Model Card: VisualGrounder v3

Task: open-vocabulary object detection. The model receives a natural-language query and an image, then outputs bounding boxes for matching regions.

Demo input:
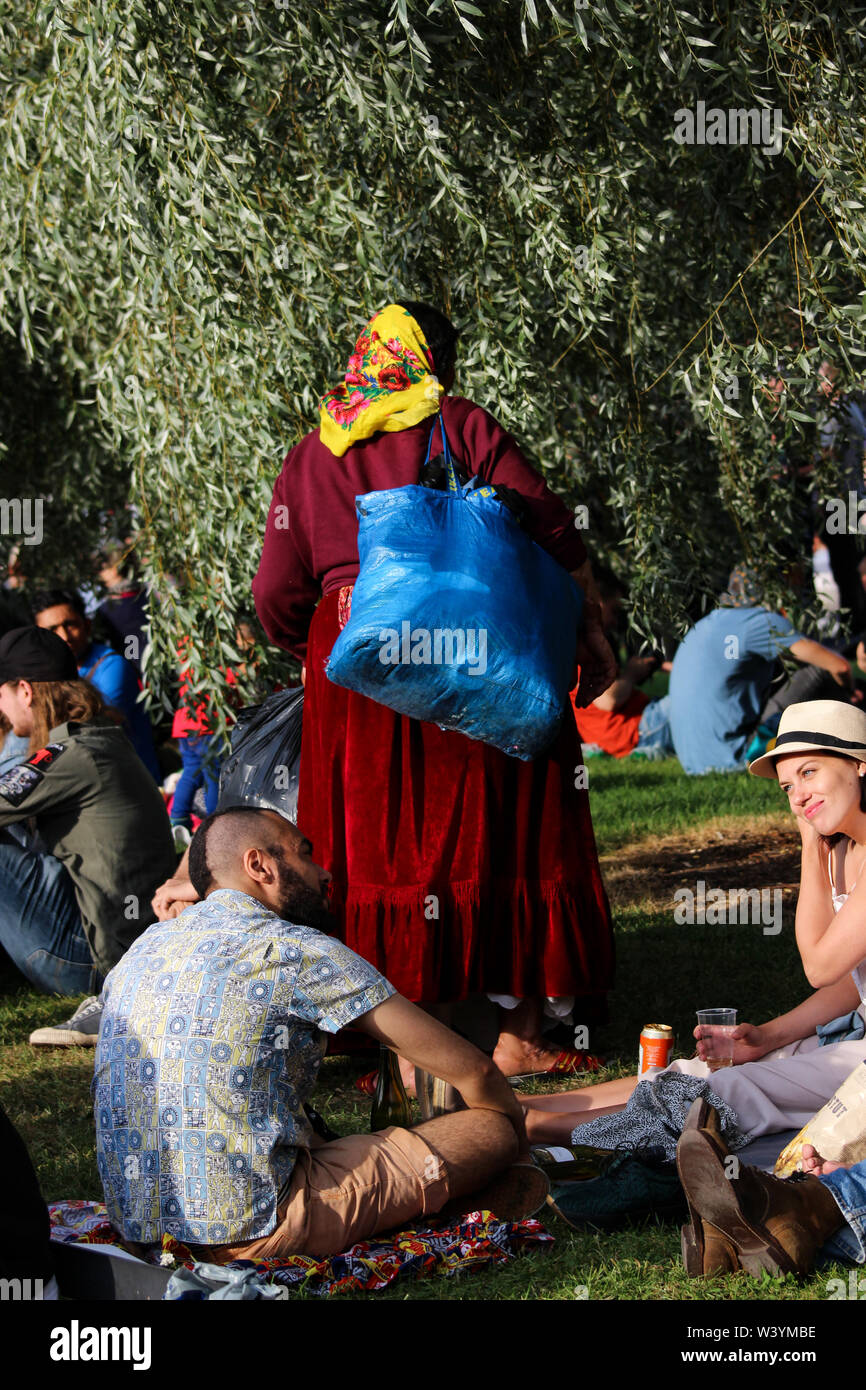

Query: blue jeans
[0,730,31,777]
[0,832,98,995]
[0,733,44,853]
[632,694,674,758]
[820,1160,866,1265]
[171,734,221,824]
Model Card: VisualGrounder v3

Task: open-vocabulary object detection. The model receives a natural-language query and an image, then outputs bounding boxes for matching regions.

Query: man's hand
[832,662,854,689]
[572,606,618,708]
[152,873,199,921]
[788,638,853,690]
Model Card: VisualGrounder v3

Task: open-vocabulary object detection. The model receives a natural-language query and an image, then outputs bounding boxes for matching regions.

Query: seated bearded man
[93,807,541,1260]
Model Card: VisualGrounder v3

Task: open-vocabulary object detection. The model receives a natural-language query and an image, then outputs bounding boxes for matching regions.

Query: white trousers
[657,1035,866,1139]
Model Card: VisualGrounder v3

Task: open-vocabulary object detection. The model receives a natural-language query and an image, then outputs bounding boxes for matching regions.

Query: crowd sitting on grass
[90,699,866,1279]
[4,653,866,1286]
[5,557,866,1276]
[575,563,864,775]
[5,569,866,1272]
[5,320,866,1293]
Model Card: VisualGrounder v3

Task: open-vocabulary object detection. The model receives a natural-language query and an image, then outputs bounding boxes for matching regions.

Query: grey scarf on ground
[570,1072,748,1163]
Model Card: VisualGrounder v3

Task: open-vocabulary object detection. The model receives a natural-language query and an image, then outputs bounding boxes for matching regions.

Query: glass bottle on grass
[530,1145,614,1181]
[370,1043,412,1131]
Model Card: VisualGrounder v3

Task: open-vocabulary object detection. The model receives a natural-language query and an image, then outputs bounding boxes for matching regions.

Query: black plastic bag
[218,687,303,822]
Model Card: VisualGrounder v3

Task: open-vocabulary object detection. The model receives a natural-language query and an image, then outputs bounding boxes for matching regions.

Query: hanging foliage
[2,0,866,733]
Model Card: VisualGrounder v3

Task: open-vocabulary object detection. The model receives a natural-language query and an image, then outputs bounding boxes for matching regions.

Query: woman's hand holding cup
[694,1018,771,1068]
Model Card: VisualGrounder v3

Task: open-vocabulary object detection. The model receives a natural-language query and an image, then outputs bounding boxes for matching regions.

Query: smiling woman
[517,699,866,1186]
[752,702,866,994]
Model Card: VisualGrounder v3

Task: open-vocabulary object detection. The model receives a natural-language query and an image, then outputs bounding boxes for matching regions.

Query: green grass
[587,754,786,848]
[0,756,849,1300]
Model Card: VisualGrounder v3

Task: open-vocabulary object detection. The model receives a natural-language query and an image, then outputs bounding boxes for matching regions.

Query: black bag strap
[423,411,459,492]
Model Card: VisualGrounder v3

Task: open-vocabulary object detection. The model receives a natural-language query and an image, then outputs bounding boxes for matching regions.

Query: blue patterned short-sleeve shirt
[93,888,393,1246]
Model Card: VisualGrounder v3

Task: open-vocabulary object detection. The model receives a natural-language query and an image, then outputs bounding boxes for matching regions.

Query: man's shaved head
[187,806,330,927]
[189,807,298,895]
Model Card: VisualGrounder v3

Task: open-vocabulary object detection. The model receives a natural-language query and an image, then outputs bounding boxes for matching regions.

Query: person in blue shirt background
[668,569,854,776]
[32,587,161,783]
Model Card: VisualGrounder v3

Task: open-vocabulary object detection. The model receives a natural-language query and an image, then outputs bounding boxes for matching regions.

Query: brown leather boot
[677,1125,845,1278]
[679,1099,739,1277]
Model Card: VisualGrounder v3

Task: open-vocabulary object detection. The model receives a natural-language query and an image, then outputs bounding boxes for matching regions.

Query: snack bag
[774,1059,866,1176]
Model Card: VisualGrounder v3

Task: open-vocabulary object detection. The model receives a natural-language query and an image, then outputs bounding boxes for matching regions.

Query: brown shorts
[196,1126,451,1264]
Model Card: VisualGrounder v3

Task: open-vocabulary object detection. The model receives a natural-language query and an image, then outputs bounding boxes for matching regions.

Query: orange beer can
[638,1023,674,1076]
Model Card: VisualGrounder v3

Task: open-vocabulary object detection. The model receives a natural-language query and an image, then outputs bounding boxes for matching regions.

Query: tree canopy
[3,0,866,729]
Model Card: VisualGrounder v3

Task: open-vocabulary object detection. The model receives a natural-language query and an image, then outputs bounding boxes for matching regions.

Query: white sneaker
[29,995,103,1047]
[172,823,192,854]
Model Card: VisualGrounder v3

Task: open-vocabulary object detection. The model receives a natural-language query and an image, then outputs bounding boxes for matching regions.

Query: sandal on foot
[507,1049,604,1083]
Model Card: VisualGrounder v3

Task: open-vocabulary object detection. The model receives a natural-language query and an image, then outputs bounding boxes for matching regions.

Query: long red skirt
[297,588,614,1007]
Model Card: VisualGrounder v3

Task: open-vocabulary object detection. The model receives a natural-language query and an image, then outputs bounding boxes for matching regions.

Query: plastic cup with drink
[696,1008,737,1071]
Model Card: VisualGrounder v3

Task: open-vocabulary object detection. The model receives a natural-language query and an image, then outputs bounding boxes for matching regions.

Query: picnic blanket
[48,1200,552,1297]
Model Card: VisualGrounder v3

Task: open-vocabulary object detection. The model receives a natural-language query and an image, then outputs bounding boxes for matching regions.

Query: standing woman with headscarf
[253,302,616,1080]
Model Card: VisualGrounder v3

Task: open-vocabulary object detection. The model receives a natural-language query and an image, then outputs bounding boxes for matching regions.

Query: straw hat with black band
[748,700,866,779]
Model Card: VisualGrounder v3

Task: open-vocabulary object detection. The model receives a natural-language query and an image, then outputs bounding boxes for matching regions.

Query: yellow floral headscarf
[319,304,444,456]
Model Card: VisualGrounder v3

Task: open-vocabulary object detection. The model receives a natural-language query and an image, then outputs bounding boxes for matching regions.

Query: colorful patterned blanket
[49,1201,553,1297]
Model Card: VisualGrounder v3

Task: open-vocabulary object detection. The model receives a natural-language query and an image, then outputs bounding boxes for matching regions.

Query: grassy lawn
[586,750,786,848]
[0,756,849,1301]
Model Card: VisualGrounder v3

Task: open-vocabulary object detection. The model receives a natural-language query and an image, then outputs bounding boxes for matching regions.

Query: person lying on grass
[94,806,546,1262]
[519,700,866,1155]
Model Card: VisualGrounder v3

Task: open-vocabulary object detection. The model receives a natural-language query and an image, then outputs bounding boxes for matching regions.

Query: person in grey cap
[0,626,176,1043]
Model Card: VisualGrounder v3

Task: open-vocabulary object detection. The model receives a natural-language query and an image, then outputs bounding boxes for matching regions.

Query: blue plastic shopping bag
[325,415,583,759]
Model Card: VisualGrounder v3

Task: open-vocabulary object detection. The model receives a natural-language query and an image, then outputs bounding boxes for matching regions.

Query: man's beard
[273,859,335,931]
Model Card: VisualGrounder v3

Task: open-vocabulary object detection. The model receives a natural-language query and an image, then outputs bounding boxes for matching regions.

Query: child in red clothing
[571,570,673,759]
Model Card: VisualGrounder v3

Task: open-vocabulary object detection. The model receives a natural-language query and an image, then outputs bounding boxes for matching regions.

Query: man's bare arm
[570,560,617,707]
[356,994,528,1152]
[152,847,199,920]
[788,638,852,687]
